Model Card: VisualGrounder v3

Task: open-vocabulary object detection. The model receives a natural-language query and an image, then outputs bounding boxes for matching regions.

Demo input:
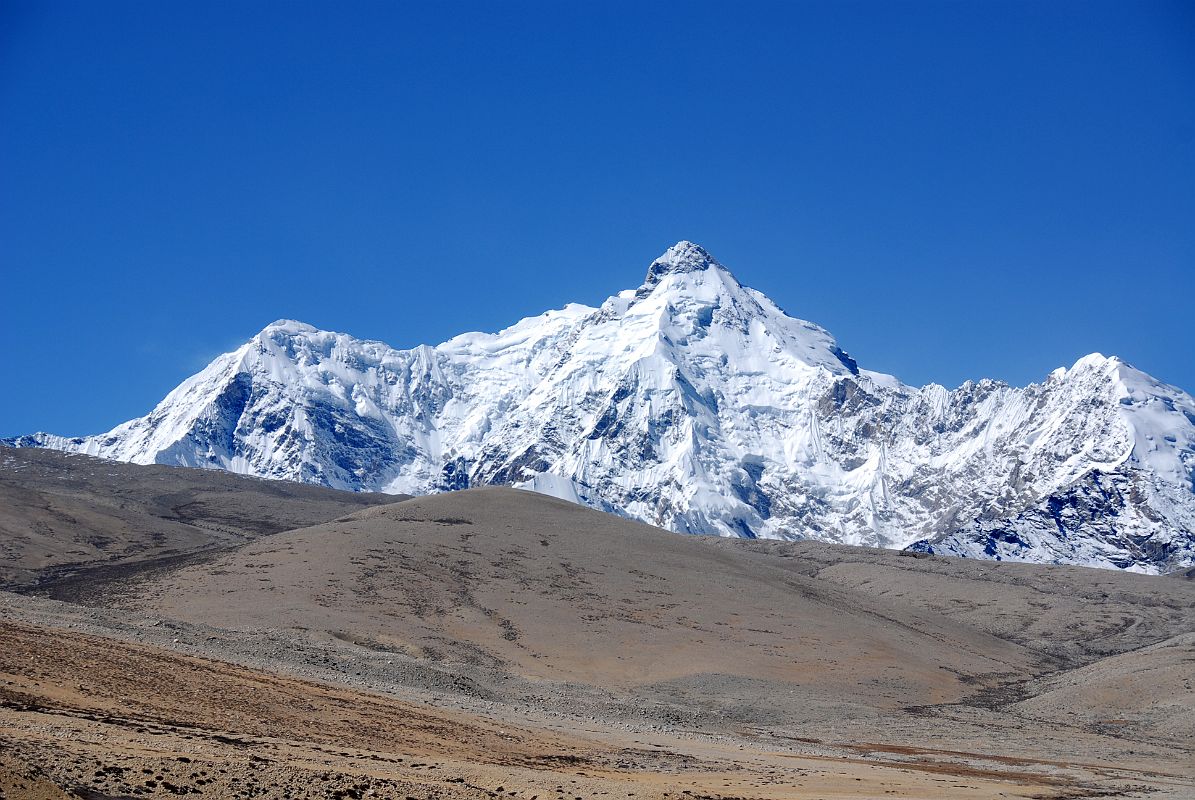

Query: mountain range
[8,241,1194,573]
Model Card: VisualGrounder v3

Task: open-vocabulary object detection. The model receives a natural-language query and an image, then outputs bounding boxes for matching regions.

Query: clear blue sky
[2,0,1192,437]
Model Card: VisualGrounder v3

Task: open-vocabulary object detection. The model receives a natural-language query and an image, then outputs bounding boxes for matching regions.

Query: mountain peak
[11,242,1195,575]
[643,241,726,286]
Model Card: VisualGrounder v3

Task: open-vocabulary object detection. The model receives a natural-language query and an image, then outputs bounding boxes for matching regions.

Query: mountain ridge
[8,242,1194,573]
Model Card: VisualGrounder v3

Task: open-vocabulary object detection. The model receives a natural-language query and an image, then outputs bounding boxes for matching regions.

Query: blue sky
[2,0,1192,437]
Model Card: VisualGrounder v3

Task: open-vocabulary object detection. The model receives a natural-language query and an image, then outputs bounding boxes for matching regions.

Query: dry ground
[0,448,395,591]
[1,449,1192,798]
[1,620,1168,800]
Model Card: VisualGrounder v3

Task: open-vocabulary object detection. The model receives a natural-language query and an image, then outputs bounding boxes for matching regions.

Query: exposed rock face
[9,242,1195,573]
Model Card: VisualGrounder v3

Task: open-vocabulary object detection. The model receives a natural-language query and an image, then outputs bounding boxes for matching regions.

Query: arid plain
[1,448,1192,799]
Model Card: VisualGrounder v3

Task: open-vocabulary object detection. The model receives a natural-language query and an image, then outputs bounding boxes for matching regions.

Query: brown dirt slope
[132,489,1195,734]
[2,463,1193,798]
[0,619,1144,800]
[0,446,400,592]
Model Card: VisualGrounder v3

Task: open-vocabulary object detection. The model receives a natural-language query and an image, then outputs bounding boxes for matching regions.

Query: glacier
[7,241,1194,573]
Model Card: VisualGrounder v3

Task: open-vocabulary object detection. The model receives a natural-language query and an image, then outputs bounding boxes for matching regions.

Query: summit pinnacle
[643,241,723,285]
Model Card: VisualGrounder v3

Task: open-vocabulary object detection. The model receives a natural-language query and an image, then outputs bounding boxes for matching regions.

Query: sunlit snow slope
[9,242,1194,573]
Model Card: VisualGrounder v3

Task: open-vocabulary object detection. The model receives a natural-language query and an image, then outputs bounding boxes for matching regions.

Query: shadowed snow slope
[9,242,1195,573]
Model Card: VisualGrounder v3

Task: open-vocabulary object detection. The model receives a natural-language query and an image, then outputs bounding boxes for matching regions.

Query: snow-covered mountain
[8,242,1194,573]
